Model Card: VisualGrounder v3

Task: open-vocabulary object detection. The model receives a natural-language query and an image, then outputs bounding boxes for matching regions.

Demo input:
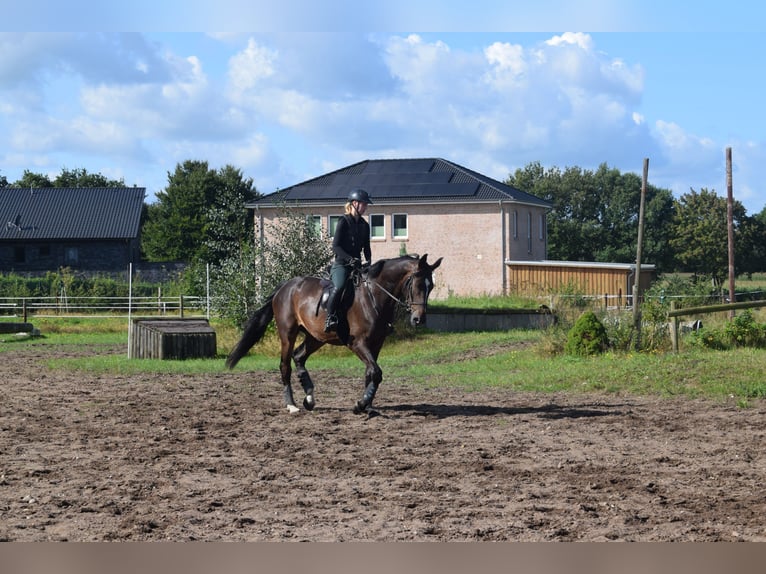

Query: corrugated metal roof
[0,187,145,240]
[248,158,552,209]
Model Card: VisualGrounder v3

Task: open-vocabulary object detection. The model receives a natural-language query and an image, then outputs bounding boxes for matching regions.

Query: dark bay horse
[226,254,443,414]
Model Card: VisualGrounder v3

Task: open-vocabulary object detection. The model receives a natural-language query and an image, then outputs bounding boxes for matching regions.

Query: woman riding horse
[325,188,373,333]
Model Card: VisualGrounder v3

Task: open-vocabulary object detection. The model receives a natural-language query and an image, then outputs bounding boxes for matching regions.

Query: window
[38,245,51,257]
[328,215,342,238]
[538,214,545,240]
[512,210,518,239]
[14,246,25,263]
[392,213,408,239]
[65,247,79,265]
[308,215,322,237]
[369,214,385,239]
[527,213,532,253]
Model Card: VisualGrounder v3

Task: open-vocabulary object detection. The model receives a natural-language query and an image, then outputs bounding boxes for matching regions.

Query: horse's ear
[419,254,442,272]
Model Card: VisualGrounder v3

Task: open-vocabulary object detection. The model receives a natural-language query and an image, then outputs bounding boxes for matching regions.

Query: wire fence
[0,295,209,321]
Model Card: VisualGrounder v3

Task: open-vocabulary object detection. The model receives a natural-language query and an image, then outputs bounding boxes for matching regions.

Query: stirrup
[324,314,338,333]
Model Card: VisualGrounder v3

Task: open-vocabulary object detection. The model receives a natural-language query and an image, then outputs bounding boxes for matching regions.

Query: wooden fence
[668,299,766,351]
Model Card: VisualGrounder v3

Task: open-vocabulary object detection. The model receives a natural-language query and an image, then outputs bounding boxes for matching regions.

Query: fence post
[180,295,184,318]
[670,301,679,352]
[23,299,28,323]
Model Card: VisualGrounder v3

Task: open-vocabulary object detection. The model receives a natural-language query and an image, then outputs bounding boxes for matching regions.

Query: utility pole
[633,158,648,351]
[726,147,735,318]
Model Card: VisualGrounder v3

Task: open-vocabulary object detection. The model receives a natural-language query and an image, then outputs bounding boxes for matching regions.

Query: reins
[364,273,428,316]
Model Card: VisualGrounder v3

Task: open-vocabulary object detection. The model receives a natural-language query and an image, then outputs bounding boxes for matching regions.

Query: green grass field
[2,315,765,406]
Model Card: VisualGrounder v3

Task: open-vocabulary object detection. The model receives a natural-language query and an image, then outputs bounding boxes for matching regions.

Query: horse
[226,253,443,414]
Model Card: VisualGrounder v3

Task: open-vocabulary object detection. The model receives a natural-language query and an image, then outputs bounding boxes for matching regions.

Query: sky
[2,1,765,213]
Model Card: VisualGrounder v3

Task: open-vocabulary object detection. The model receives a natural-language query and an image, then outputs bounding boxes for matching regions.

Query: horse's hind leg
[293,336,324,411]
[279,326,301,414]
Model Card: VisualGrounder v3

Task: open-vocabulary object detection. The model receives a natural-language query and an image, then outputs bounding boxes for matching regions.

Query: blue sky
[2,2,765,213]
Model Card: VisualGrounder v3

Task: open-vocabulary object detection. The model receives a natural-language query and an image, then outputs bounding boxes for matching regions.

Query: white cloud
[228,38,277,92]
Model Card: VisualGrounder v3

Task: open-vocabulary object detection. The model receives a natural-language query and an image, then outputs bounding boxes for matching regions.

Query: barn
[0,187,145,273]
[248,158,552,299]
[506,260,657,307]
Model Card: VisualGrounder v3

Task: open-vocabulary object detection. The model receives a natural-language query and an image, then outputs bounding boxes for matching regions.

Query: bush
[692,309,766,350]
[564,311,609,356]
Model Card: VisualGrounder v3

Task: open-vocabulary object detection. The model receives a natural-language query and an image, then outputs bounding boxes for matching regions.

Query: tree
[141,160,259,264]
[141,160,221,262]
[53,167,125,187]
[669,188,748,283]
[205,205,332,326]
[736,214,766,278]
[12,167,126,188]
[507,162,676,271]
[0,172,7,188]
[202,165,259,265]
[14,170,53,188]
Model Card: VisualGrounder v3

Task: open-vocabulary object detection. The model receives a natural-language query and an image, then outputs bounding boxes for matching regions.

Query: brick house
[0,187,145,274]
[247,158,552,298]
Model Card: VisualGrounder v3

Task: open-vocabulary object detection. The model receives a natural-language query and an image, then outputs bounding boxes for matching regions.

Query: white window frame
[392,213,408,240]
[538,213,545,240]
[369,213,386,240]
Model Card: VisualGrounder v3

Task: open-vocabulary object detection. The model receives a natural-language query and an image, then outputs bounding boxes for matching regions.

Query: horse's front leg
[293,337,324,412]
[353,355,383,414]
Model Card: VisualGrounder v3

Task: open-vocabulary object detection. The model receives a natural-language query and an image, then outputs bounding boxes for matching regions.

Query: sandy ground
[2,342,766,542]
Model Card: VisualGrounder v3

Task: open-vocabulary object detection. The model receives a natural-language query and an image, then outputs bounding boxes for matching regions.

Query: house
[247,158,552,298]
[0,187,145,274]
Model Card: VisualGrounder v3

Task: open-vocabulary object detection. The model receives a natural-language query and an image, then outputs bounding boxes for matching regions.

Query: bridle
[364,272,430,315]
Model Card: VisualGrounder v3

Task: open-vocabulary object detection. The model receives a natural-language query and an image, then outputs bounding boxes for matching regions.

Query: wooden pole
[726,147,735,318]
[633,158,649,350]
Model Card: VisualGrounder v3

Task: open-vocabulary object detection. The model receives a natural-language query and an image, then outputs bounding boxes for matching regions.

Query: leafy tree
[53,167,125,187]
[254,206,333,301]
[669,188,747,284]
[202,165,259,265]
[12,167,126,188]
[507,162,675,271]
[142,160,259,265]
[736,214,766,278]
[201,205,332,326]
[0,172,7,187]
[14,170,53,187]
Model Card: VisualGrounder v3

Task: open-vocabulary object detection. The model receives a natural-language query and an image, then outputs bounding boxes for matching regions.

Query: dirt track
[1,343,765,541]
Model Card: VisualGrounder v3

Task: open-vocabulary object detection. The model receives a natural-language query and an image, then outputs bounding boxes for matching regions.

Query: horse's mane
[367,254,419,280]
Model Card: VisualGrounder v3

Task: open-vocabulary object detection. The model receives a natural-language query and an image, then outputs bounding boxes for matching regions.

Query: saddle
[315,264,368,316]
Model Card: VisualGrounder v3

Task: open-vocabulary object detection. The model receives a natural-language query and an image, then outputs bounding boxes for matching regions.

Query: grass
[2,315,766,405]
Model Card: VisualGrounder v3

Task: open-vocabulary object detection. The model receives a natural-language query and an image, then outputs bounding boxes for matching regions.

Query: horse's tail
[225,290,277,369]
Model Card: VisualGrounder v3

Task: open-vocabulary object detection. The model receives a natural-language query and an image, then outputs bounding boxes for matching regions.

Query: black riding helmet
[348,188,373,204]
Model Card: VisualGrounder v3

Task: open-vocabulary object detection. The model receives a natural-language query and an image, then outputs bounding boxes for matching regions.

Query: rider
[325,188,373,333]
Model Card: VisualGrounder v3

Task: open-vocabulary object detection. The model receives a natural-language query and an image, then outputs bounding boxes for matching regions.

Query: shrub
[565,311,609,356]
[691,309,766,350]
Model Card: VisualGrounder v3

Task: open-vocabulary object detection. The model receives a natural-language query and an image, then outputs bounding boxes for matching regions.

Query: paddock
[1,342,764,541]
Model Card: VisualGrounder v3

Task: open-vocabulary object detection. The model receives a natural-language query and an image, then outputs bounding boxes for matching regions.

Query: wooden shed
[506,260,656,305]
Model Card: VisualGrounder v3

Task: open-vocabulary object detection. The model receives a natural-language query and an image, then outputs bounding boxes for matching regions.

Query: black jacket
[332,214,371,264]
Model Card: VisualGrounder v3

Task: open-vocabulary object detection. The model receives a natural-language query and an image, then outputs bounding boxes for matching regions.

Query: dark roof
[248,158,551,208]
[0,187,145,240]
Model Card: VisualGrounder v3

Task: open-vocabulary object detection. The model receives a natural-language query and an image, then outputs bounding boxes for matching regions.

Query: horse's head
[406,253,443,327]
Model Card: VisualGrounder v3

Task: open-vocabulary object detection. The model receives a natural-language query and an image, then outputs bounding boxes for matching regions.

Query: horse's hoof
[286,404,300,414]
[353,401,367,415]
[303,395,315,411]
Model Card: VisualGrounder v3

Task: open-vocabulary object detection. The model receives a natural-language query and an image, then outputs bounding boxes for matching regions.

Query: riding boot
[324,287,341,332]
